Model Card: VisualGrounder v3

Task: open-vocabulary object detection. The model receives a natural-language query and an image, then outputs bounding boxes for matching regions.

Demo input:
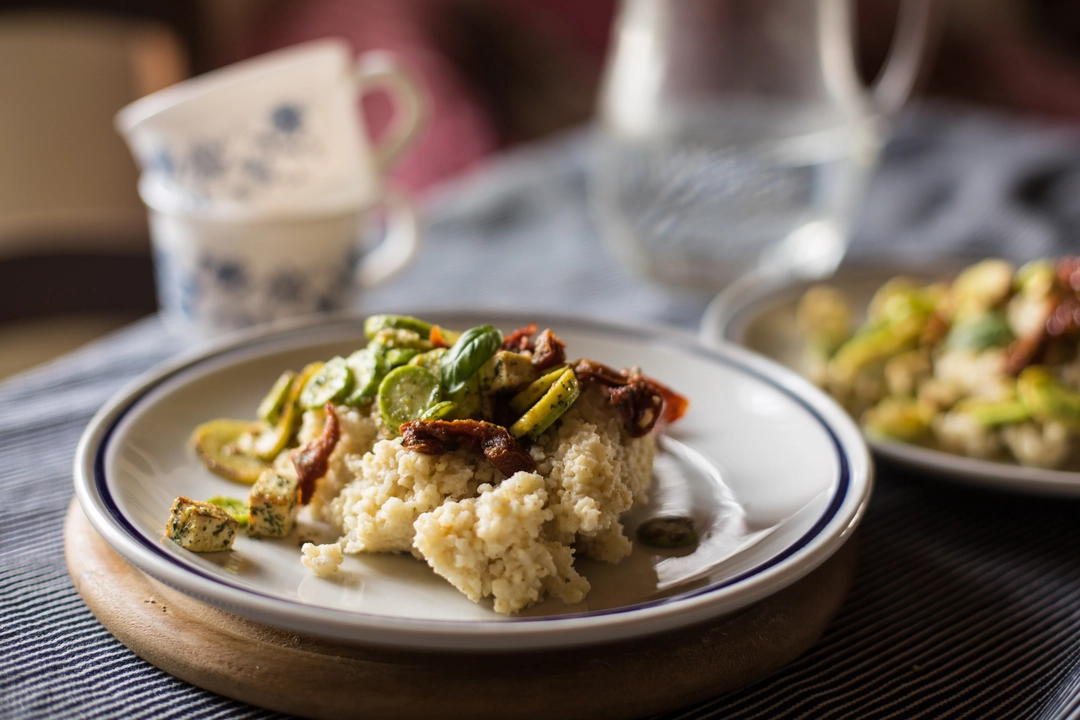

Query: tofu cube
[247,470,299,537]
[166,496,238,552]
[480,351,537,393]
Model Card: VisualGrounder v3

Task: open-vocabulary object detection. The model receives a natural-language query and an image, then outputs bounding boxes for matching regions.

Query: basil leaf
[946,311,1013,352]
[441,325,502,393]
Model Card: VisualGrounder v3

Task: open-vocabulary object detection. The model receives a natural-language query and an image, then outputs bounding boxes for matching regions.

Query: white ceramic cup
[115,38,426,213]
[141,177,419,337]
[117,39,428,337]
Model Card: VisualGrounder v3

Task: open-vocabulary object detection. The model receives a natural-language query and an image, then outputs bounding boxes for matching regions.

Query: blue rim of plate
[76,311,870,648]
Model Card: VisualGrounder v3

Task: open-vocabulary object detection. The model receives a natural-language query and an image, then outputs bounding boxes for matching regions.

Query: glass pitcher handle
[869,0,938,117]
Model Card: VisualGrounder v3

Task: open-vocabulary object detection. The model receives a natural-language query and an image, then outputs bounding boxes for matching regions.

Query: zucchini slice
[364,314,434,339]
[509,368,579,439]
[378,365,443,433]
[255,370,296,423]
[508,365,568,415]
[192,419,270,484]
[299,357,352,410]
[252,362,320,461]
[343,348,386,407]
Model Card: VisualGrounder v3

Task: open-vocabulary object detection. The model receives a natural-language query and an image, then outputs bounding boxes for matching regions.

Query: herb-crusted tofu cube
[166,496,238,552]
[480,351,537,393]
[248,470,299,537]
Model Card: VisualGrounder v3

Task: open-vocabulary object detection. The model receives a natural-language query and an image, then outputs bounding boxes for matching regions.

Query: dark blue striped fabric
[5,104,1080,719]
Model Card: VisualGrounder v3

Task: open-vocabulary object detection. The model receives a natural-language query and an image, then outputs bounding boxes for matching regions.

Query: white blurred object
[142,180,419,338]
[115,38,427,216]
[593,0,935,292]
[116,38,428,338]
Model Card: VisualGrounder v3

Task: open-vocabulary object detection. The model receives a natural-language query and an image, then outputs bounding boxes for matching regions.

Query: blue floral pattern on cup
[143,101,327,205]
[155,244,358,334]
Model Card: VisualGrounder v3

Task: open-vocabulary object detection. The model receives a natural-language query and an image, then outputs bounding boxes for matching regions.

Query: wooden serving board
[64,501,858,720]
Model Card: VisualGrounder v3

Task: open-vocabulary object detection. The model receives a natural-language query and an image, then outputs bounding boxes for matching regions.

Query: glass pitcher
[593,0,933,291]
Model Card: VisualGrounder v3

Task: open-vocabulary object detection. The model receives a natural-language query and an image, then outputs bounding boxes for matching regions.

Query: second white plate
[701,264,1080,496]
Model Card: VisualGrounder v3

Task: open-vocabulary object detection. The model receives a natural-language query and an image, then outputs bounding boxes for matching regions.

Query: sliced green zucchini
[255,370,295,423]
[409,347,448,373]
[205,496,249,527]
[384,347,422,368]
[508,364,568,415]
[1018,366,1080,429]
[954,397,1031,427]
[369,328,432,351]
[343,348,385,406]
[299,357,352,410]
[252,362,320,461]
[378,365,443,433]
[192,419,269,484]
[509,368,579,439]
[419,400,458,420]
[364,314,434,339]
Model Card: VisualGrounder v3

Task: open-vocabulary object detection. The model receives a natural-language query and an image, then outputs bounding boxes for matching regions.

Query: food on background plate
[167,315,689,614]
[797,257,1080,469]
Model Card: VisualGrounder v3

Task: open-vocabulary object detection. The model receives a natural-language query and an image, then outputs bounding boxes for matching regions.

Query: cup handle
[868,0,940,117]
[359,187,421,288]
[354,51,429,172]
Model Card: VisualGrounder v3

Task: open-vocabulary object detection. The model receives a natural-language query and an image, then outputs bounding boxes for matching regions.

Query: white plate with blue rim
[74,310,872,651]
[700,263,1080,497]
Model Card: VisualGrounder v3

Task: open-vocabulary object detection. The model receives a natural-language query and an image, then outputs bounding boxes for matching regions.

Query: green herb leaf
[440,325,502,394]
[945,311,1013,352]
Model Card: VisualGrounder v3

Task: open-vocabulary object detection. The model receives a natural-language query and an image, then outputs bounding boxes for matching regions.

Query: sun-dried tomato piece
[609,379,664,438]
[290,403,340,504]
[429,326,452,348]
[1001,290,1080,375]
[482,429,536,477]
[1005,294,1080,375]
[1056,257,1080,293]
[401,419,536,476]
[531,328,566,371]
[920,311,950,348]
[1004,338,1034,375]
[501,323,537,352]
[571,358,630,386]
[643,375,690,424]
[572,358,689,430]
[1047,295,1080,337]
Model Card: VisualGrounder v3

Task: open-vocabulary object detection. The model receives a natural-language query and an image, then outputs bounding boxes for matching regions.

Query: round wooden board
[65,500,858,720]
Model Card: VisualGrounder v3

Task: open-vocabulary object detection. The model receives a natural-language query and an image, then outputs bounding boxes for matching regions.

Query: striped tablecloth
[5,104,1080,719]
